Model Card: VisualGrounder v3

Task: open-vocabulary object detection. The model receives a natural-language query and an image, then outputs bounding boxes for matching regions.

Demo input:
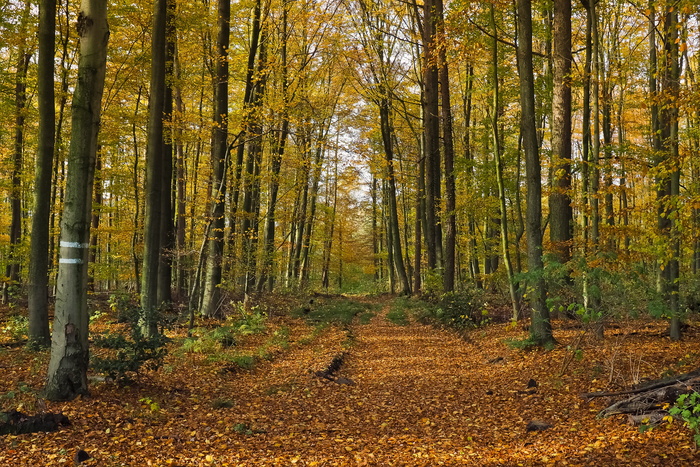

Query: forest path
[2,297,697,466]
[220,300,696,466]
[198,300,527,465]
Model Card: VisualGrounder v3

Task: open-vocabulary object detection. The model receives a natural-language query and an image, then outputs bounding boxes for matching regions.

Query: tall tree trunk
[45,0,108,401]
[462,64,481,289]
[422,0,441,273]
[88,152,103,291]
[28,0,57,348]
[490,5,519,320]
[157,0,176,306]
[379,100,412,295]
[200,0,230,316]
[131,87,143,293]
[141,0,168,334]
[549,0,573,273]
[257,0,289,293]
[321,154,339,290]
[437,0,456,292]
[658,4,681,340]
[5,1,31,304]
[242,27,268,293]
[517,0,553,346]
[174,37,188,299]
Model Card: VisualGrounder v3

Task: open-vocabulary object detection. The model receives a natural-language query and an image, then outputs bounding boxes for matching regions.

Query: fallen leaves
[1,298,700,465]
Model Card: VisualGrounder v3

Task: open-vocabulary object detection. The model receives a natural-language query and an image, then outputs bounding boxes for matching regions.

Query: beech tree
[45,0,109,401]
[517,0,553,346]
[28,0,55,348]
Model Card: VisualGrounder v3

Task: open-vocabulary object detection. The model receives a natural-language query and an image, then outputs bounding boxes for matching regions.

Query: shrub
[92,300,169,384]
[668,391,700,446]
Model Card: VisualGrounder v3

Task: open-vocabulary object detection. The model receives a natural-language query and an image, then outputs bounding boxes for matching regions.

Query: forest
[1,0,700,463]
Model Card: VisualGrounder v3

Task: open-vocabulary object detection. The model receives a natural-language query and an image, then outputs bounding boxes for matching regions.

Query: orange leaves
[3,298,700,465]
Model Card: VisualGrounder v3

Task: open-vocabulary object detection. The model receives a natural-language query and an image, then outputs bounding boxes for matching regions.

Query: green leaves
[668,392,700,447]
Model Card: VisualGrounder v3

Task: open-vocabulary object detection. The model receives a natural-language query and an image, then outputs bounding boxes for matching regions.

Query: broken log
[582,369,700,424]
[0,411,70,435]
[314,352,355,385]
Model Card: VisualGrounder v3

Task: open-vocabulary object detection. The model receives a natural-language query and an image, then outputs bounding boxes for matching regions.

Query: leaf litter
[0,296,699,466]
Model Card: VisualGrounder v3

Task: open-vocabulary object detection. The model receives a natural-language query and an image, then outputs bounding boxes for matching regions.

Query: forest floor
[1,294,700,466]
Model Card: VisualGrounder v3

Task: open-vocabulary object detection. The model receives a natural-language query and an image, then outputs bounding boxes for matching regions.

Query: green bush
[669,391,700,446]
[386,306,409,326]
[301,299,373,326]
[398,287,488,332]
[92,300,169,384]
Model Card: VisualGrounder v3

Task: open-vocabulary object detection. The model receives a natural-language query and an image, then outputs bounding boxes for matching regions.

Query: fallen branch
[0,411,70,435]
[583,368,700,424]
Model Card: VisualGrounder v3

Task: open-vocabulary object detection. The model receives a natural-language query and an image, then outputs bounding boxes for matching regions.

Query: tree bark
[490,5,520,320]
[517,0,553,346]
[200,0,231,316]
[437,0,456,292]
[45,0,109,401]
[548,0,573,271]
[141,0,168,334]
[5,1,31,304]
[422,0,442,273]
[28,0,57,348]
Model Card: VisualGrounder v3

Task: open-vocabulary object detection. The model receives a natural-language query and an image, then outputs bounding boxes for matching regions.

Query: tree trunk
[5,1,31,304]
[199,0,230,316]
[157,1,176,306]
[28,0,57,348]
[423,0,441,273]
[242,24,269,292]
[45,0,108,401]
[141,0,168,334]
[379,100,412,295]
[658,4,681,340]
[257,0,289,293]
[437,0,456,292]
[490,5,520,320]
[517,0,553,346]
[548,0,573,272]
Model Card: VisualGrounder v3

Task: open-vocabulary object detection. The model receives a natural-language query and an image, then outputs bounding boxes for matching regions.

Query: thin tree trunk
[5,1,31,304]
[549,0,573,273]
[257,0,289,293]
[28,0,57,348]
[437,0,456,292]
[379,100,412,295]
[423,0,441,272]
[490,5,520,320]
[157,0,176,306]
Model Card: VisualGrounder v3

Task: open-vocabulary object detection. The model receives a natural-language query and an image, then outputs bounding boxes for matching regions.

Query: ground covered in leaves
[1,294,699,466]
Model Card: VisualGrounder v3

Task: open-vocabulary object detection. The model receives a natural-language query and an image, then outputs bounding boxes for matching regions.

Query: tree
[199,0,231,316]
[422,0,442,273]
[27,0,56,348]
[516,0,553,346]
[45,0,109,401]
[548,0,573,274]
[490,4,519,320]
[4,1,31,305]
[141,0,169,335]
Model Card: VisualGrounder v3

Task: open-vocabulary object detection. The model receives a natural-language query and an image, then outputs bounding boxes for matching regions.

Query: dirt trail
[226,304,697,466]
